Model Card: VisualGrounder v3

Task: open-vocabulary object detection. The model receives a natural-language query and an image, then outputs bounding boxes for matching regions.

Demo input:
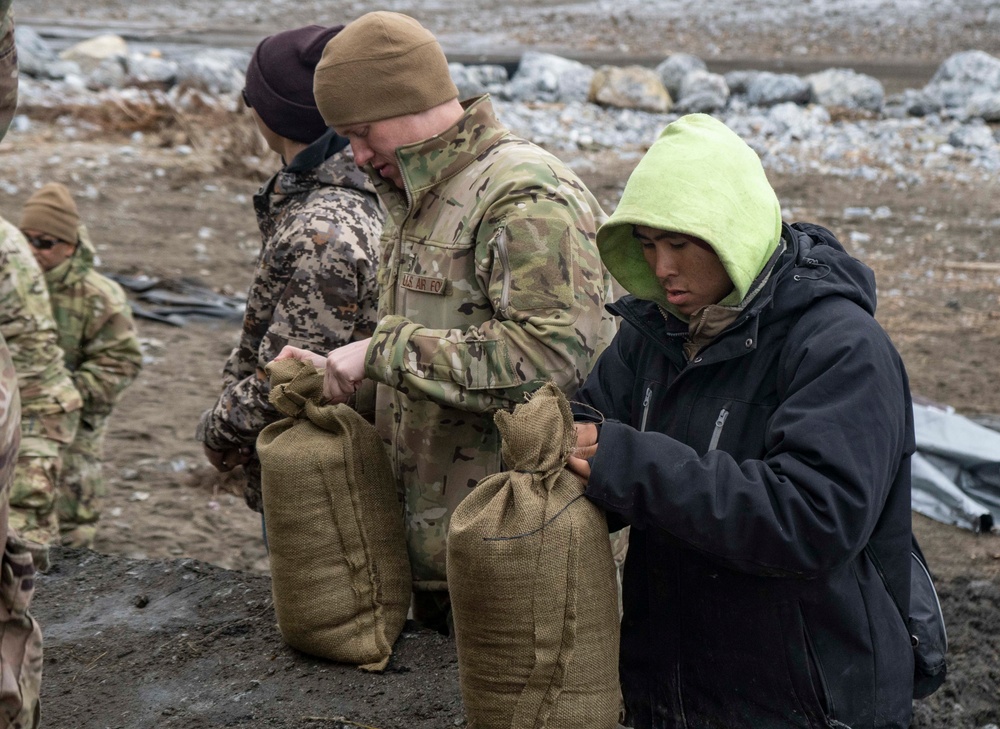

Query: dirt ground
[8,117,996,729]
[4,2,1000,726]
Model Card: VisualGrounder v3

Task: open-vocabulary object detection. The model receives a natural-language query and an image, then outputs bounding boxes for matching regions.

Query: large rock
[13,26,57,78]
[767,102,830,140]
[655,53,706,100]
[724,70,758,96]
[806,68,884,112]
[966,92,1000,122]
[948,122,997,149]
[746,72,811,107]
[924,50,1000,110]
[87,56,128,90]
[674,69,729,113]
[59,34,128,75]
[449,63,508,102]
[506,52,594,103]
[890,88,943,118]
[588,65,672,113]
[128,53,180,87]
[176,48,250,94]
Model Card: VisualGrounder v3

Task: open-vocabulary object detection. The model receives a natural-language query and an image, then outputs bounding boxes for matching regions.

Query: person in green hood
[20,182,143,550]
[568,115,916,728]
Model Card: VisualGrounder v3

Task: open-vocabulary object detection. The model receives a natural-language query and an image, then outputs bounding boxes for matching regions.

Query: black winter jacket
[575,223,916,729]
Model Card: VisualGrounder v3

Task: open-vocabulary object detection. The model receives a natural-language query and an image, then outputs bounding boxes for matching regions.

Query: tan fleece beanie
[314,11,459,129]
[20,182,80,244]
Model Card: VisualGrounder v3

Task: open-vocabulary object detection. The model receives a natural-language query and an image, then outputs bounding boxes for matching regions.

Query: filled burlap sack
[257,359,410,672]
[447,382,620,728]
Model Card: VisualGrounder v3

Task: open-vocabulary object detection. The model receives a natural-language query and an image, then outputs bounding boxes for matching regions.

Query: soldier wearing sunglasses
[18,183,142,551]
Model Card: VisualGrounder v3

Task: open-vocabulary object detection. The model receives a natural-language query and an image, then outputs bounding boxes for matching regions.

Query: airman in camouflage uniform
[19,183,142,549]
[196,24,383,512]
[0,214,82,554]
[281,12,617,627]
[0,5,45,725]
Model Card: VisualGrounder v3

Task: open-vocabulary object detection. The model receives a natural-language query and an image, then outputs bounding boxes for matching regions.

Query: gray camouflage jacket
[198,132,383,510]
[362,96,617,589]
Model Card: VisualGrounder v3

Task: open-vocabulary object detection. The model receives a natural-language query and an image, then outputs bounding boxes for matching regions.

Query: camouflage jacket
[0,217,82,458]
[43,226,141,451]
[198,135,382,455]
[362,95,617,588]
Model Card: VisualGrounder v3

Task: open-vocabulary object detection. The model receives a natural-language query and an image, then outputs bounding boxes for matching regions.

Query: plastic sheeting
[912,402,1000,533]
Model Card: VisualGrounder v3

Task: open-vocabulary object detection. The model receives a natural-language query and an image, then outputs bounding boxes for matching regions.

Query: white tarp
[912,402,1000,532]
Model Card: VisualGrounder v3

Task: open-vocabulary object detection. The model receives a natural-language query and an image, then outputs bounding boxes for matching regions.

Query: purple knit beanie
[244,24,344,143]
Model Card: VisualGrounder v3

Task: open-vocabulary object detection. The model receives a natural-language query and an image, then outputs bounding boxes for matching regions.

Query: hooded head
[598,114,782,320]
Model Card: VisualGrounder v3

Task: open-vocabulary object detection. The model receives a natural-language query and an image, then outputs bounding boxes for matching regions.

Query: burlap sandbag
[257,359,410,672]
[447,382,620,728]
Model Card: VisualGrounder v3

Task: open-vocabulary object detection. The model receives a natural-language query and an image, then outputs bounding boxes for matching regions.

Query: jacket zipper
[639,386,652,432]
[389,149,417,481]
[494,224,512,313]
[708,407,730,451]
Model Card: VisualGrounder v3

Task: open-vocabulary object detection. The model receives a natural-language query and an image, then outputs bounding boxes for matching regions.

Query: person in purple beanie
[197,24,384,516]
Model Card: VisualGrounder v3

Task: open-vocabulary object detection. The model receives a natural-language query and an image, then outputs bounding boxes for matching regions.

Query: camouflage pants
[55,450,103,549]
[7,457,60,549]
[0,536,43,729]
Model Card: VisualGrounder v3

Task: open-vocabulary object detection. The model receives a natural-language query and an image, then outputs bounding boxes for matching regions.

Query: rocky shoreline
[11,28,1000,202]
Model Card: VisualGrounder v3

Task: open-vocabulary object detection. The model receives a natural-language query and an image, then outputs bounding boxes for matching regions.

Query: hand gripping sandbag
[257,359,411,672]
[447,382,621,729]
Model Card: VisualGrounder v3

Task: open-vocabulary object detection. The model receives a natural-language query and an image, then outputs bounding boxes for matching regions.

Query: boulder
[674,69,729,113]
[506,52,594,103]
[175,49,250,94]
[449,63,508,101]
[59,34,128,75]
[891,88,943,118]
[588,65,672,113]
[948,122,996,149]
[87,56,128,90]
[13,26,57,78]
[724,70,759,96]
[655,53,706,100]
[806,68,884,112]
[767,102,830,140]
[966,92,1000,122]
[747,72,811,107]
[924,50,1000,109]
[128,53,179,87]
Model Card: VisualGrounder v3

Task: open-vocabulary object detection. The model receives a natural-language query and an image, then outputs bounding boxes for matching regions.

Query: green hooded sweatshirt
[597,114,782,321]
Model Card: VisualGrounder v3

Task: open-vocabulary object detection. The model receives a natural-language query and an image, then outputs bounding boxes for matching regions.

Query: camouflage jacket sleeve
[0,332,20,524]
[199,191,380,451]
[365,193,613,413]
[0,220,82,448]
[0,3,16,143]
[71,276,142,419]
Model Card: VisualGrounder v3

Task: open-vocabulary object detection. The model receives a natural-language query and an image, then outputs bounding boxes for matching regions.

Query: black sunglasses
[241,87,251,108]
[25,234,63,250]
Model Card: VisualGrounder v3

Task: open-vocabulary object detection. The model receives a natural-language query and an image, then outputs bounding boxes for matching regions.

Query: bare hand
[274,345,326,370]
[566,422,598,485]
[321,338,372,404]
